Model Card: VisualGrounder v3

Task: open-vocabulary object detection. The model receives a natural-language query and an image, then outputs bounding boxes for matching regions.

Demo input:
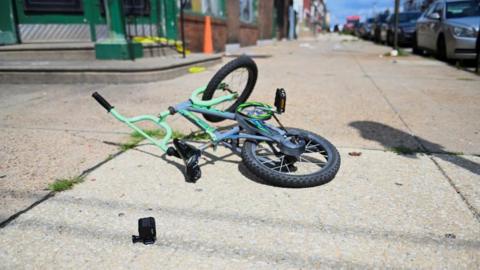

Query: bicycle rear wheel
[202,55,258,122]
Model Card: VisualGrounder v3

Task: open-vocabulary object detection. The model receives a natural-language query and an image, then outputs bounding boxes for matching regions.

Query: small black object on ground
[132,217,156,245]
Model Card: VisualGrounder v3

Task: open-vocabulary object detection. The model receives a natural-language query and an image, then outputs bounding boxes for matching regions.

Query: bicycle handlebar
[92,92,114,112]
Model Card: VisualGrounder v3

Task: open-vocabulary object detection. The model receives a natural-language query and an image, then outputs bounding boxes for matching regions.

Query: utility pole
[393,0,400,51]
[476,25,480,74]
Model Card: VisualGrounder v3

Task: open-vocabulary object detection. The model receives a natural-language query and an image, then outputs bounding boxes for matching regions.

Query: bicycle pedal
[274,88,287,114]
[185,154,201,183]
[173,139,202,183]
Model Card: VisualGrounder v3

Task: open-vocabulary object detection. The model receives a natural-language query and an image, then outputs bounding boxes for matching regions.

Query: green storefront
[0,0,179,59]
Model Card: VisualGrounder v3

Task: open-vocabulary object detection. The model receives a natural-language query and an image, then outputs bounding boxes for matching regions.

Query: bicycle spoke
[306,144,320,149]
[285,161,291,173]
[271,157,295,171]
[305,140,312,148]
[258,155,281,163]
[259,157,278,166]
[213,68,248,111]
[271,162,295,171]
[305,149,327,156]
[298,156,326,166]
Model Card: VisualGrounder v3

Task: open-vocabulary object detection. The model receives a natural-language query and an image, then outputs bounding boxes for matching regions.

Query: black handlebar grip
[92,92,113,112]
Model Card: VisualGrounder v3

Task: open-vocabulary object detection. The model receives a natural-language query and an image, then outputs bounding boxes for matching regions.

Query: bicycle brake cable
[272,113,288,133]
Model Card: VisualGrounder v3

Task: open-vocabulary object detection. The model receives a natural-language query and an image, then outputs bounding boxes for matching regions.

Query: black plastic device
[274,88,286,114]
[132,217,156,245]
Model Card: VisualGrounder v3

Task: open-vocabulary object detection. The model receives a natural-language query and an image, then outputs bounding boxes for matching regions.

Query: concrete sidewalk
[0,144,479,268]
[0,34,479,268]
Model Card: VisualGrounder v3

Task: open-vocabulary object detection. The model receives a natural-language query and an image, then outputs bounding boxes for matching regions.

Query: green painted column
[106,0,126,39]
[95,0,143,60]
[83,0,97,42]
[0,0,19,45]
[164,0,178,40]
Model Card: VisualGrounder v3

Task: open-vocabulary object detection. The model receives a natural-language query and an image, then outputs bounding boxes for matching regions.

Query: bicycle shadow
[104,139,332,188]
[133,143,279,187]
[132,142,246,181]
[349,121,480,176]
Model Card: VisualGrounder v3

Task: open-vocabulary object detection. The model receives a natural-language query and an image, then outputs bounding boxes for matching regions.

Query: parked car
[380,11,422,46]
[355,22,365,37]
[416,0,480,60]
[372,13,390,43]
[359,18,375,39]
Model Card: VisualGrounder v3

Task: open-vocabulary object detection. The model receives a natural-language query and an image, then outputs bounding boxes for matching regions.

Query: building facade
[302,0,329,32]
[0,0,278,54]
[181,0,276,52]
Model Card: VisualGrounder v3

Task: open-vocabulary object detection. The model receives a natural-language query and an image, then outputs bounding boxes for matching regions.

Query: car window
[425,3,438,17]
[380,14,389,22]
[446,0,480,18]
[433,2,444,16]
[398,12,422,23]
[387,15,394,24]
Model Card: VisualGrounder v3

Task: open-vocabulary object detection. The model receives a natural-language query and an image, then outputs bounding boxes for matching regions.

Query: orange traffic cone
[203,16,213,54]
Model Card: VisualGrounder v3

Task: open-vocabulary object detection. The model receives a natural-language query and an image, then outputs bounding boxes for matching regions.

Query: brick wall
[257,0,274,39]
[239,24,259,46]
[226,0,240,43]
[180,0,275,52]
[180,14,227,53]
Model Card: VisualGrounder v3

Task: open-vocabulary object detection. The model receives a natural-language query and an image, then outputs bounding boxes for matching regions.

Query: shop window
[100,0,150,16]
[183,0,225,18]
[23,0,83,14]
[240,0,256,23]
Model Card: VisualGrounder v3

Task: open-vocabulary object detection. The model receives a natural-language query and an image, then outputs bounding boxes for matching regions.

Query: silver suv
[416,0,479,60]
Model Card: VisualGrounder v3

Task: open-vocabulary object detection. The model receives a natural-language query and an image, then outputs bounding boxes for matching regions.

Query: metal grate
[19,24,91,42]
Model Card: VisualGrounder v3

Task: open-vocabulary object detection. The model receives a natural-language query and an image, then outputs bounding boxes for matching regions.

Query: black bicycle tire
[202,55,258,122]
[241,128,341,188]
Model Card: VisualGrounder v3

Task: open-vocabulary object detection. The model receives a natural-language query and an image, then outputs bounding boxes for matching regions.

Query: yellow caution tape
[188,66,206,73]
[131,37,189,55]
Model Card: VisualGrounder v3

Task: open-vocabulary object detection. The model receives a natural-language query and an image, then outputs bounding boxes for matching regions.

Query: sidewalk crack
[0,150,125,229]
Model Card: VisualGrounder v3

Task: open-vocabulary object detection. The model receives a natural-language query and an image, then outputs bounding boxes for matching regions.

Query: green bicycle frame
[109,87,238,152]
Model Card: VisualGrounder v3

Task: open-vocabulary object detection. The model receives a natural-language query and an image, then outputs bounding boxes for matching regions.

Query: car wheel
[387,32,393,46]
[412,33,424,55]
[436,35,447,61]
[412,34,423,55]
[412,45,423,55]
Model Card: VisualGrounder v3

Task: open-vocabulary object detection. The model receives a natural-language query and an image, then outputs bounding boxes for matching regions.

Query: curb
[0,55,222,84]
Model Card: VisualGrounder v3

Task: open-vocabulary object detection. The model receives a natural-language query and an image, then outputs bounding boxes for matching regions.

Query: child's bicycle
[92,56,340,188]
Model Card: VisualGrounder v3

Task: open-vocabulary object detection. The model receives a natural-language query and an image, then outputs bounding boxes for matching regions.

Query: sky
[326,0,397,26]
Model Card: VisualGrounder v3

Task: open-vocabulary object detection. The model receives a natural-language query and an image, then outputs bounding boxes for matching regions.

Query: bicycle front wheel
[202,55,258,122]
[241,128,341,188]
